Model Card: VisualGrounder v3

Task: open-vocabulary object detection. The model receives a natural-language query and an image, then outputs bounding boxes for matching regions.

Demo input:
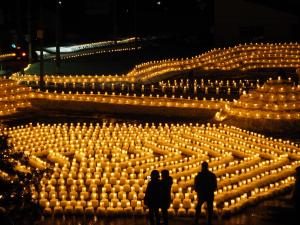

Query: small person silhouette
[144,170,161,225]
[194,161,217,225]
[160,169,173,225]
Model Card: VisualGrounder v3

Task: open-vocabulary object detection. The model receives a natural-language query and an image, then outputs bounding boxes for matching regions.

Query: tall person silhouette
[144,170,161,225]
[160,169,173,225]
[194,161,217,225]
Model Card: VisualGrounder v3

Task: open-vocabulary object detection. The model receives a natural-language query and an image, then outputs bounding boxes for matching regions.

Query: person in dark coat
[194,161,217,225]
[160,169,173,225]
[144,170,161,225]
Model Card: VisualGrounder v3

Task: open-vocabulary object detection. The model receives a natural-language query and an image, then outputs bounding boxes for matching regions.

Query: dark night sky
[53,0,213,42]
[0,0,299,47]
[0,0,213,45]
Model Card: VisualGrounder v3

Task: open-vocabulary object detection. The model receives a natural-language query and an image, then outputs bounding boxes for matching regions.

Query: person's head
[161,169,169,179]
[201,161,209,172]
[150,170,160,181]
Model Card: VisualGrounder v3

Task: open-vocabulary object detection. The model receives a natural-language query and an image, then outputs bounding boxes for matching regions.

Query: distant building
[214,0,300,46]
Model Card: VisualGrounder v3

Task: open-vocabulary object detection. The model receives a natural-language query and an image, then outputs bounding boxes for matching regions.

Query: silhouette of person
[194,161,217,225]
[144,170,161,225]
[292,166,300,212]
[160,169,173,225]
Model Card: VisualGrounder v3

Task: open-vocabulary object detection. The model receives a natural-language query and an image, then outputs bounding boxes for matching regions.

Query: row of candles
[15,77,259,90]
[160,78,259,88]
[29,91,225,111]
[192,42,300,66]
[0,79,32,116]
[129,42,300,81]
[2,78,227,117]
[44,37,136,54]
[3,122,300,216]
[6,122,300,156]
[12,78,260,101]
[222,77,300,120]
[2,76,300,124]
[56,47,141,61]
[157,79,258,96]
[0,77,232,118]
[11,42,300,85]
[36,37,138,61]
[0,52,16,60]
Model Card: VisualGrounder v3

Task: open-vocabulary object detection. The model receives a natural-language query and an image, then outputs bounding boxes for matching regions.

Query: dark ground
[0,191,297,225]
[5,193,299,225]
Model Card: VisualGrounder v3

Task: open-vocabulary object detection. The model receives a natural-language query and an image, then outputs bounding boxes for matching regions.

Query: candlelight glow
[2,122,299,216]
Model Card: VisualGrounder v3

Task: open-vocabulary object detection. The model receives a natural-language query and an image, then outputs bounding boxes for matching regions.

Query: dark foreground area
[0,191,298,225]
